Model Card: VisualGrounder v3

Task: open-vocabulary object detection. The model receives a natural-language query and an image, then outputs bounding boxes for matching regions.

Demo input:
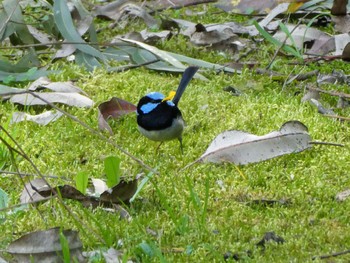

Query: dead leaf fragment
[301,89,320,102]
[309,99,335,115]
[256,231,285,248]
[216,0,278,14]
[28,77,87,94]
[20,179,51,204]
[199,121,311,165]
[11,111,63,125]
[100,179,138,204]
[342,42,350,61]
[7,227,84,263]
[332,15,350,33]
[94,1,157,28]
[190,23,238,47]
[273,24,331,50]
[336,189,350,201]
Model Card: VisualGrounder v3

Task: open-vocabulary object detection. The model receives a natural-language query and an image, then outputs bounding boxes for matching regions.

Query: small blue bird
[136,66,199,152]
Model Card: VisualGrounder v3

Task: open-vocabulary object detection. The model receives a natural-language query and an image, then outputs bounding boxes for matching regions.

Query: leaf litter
[195,121,311,165]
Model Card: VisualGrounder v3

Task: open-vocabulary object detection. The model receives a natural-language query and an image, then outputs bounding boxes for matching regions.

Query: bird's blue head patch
[146,92,165,101]
[140,102,158,114]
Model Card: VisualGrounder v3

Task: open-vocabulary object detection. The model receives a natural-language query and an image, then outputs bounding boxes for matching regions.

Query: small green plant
[104,155,121,188]
[130,170,155,203]
[253,20,302,59]
[75,171,88,194]
[80,208,116,247]
[185,176,210,231]
[135,240,167,263]
[59,230,71,263]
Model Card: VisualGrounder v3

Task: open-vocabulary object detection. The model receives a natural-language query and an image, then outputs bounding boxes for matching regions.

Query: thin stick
[309,141,345,147]
[324,114,350,121]
[0,195,57,212]
[0,170,72,181]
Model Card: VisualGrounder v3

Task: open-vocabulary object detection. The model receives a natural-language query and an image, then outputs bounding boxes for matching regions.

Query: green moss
[1,2,350,262]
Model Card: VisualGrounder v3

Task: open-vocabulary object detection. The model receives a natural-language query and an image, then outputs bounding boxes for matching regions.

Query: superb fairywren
[137,66,199,152]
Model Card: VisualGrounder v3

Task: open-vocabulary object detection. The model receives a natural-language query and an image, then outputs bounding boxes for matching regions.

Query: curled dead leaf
[98,97,136,135]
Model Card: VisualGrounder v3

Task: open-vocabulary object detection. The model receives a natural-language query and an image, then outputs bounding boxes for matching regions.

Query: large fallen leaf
[198,121,311,165]
[7,227,84,263]
[10,92,93,107]
[28,77,87,94]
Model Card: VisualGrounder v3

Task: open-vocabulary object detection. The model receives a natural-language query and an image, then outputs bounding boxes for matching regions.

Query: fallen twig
[307,86,350,99]
[312,249,350,260]
[0,170,72,181]
[324,114,350,121]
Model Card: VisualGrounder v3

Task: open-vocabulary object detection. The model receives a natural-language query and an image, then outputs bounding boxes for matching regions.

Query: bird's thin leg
[156,142,163,153]
[179,137,183,154]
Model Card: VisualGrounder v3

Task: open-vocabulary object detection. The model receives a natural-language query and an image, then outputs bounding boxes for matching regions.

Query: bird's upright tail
[172,66,199,106]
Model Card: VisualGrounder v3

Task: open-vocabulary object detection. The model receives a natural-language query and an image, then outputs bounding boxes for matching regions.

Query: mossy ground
[1,3,350,262]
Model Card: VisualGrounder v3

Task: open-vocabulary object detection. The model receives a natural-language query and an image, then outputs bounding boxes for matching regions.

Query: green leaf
[103,47,131,62]
[75,50,101,71]
[120,38,186,68]
[0,59,30,73]
[278,22,302,58]
[53,0,105,61]
[0,10,15,42]
[168,51,238,73]
[75,171,88,194]
[2,0,34,44]
[0,68,58,82]
[104,155,121,188]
